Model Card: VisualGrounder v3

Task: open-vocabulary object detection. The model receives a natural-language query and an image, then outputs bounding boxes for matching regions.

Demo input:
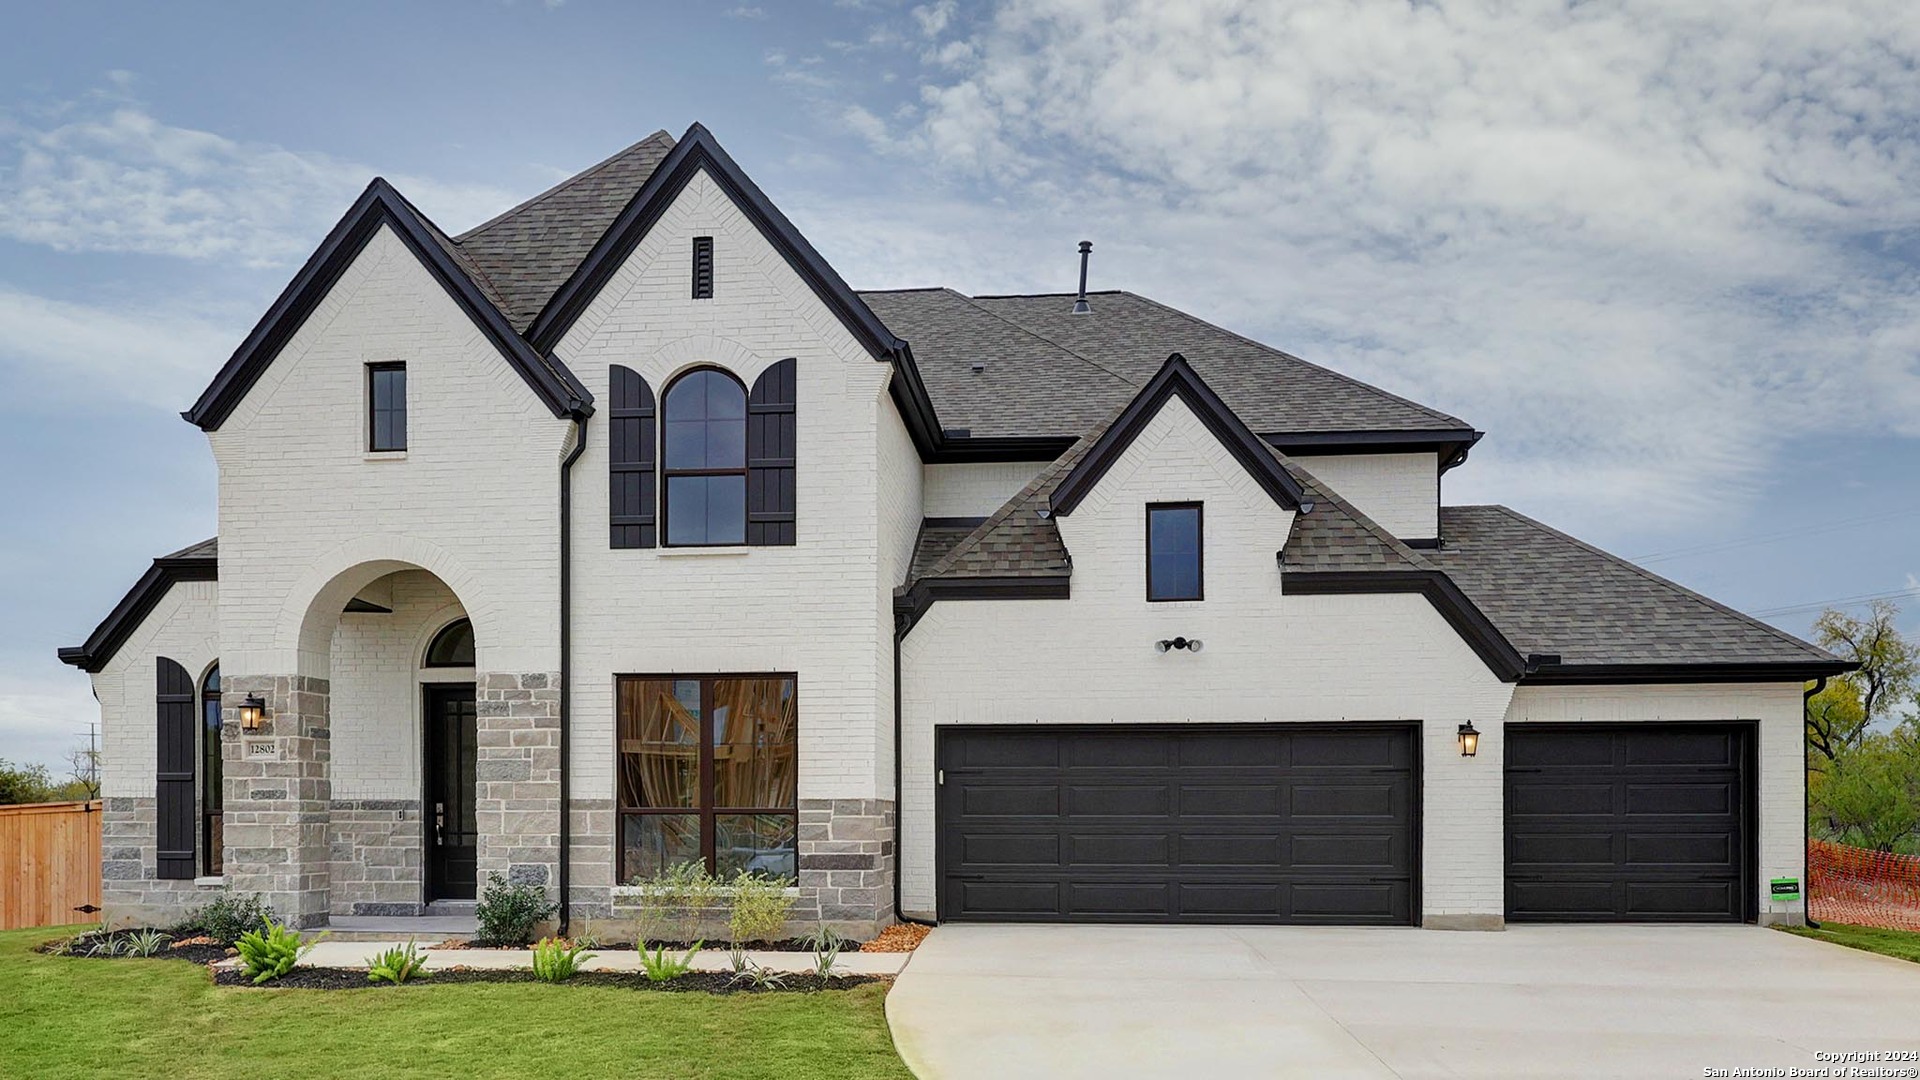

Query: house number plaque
[242,738,285,762]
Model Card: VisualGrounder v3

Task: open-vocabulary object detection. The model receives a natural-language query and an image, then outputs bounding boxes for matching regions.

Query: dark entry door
[937,724,1417,924]
[424,684,479,901]
[1505,723,1753,922]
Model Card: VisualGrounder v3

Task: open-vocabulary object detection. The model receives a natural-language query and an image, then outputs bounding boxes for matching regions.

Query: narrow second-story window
[1146,503,1203,601]
[201,664,223,877]
[692,236,715,299]
[662,368,747,546]
[368,362,407,452]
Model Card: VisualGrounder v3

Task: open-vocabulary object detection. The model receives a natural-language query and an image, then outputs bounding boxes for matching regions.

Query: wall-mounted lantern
[1154,637,1204,654]
[238,694,269,732]
[1457,721,1479,758]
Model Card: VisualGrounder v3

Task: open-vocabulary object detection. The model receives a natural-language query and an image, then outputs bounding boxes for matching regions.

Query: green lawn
[1779,921,1920,964]
[0,926,911,1080]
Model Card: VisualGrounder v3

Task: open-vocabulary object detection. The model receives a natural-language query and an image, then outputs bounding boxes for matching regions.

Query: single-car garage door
[937,724,1417,924]
[1505,723,1755,923]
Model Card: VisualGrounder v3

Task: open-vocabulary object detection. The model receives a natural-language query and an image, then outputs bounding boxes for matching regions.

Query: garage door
[1505,724,1754,923]
[936,725,1417,924]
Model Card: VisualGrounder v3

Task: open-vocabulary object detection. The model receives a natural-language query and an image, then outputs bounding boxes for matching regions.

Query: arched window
[201,664,223,877]
[424,618,475,668]
[662,368,748,546]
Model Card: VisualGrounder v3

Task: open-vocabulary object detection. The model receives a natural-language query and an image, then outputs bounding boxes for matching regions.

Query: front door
[424,683,478,901]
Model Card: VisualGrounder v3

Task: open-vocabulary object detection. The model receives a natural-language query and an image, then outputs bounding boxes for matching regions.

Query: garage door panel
[1509,781,1612,817]
[962,785,1060,817]
[952,733,1060,769]
[941,725,1416,924]
[1292,782,1398,818]
[1623,782,1733,816]
[1068,784,1171,817]
[959,833,1060,867]
[1506,725,1750,924]
[1624,832,1735,868]
[1068,834,1169,866]
[1181,784,1283,816]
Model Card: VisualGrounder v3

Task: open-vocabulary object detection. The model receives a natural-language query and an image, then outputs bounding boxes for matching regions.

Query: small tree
[1810,722,1920,853]
[64,741,101,800]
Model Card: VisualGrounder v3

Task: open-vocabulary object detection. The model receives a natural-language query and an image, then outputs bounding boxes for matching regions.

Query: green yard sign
[1770,877,1800,900]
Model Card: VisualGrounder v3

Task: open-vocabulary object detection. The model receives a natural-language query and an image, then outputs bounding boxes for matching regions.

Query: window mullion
[699,678,717,875]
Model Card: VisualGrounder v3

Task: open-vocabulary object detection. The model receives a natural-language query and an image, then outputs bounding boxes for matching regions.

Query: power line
[1632,505,1920,565]
[1750,586,1920,620]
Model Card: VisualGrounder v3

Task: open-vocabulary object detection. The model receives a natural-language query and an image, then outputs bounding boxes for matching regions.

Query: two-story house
[61,123,1848,938]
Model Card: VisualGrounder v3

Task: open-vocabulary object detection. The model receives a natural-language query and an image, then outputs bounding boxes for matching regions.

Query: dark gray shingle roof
[1428,505,1841,668]
[456,131,677,329]
[1279,461,1431,574]
[860,288,1472,440]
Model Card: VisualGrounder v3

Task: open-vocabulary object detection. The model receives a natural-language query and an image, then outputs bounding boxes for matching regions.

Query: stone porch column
[222,675,331,928]
[475,672,562,900]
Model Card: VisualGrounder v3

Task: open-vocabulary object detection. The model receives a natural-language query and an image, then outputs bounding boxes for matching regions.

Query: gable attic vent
[692,236,715,299]
[1071,240,1093,315]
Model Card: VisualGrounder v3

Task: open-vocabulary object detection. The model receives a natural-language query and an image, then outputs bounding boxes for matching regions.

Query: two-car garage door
[936,725,1416,924]
[935,721,1756,926]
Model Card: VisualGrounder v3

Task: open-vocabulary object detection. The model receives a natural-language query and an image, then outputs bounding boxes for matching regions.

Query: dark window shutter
[609,365,657,548]
[692,237,714,299]
[747,358,797,546]
[155,657,197,880]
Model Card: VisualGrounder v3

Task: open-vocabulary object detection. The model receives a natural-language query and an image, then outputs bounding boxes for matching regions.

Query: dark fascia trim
[893,575,1071,637]
[926,433,1077,465]
[1052,354,1306,516]
[1283,569,1526,681]
[1269,428,1482,463]
[921,516,989,530]
[57,555,219,674]
[528,123,907,365]
[1520,660,1858,685]
[183,179,590,430]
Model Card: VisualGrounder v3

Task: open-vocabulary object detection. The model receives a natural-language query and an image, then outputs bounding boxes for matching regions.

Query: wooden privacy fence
[0,800,102,930]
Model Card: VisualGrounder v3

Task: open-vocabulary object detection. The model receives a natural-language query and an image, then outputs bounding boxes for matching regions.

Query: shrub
[806,925,846,979]
[236,919,321,985]
[366,939,431,985]
[178,892,275,946]
[531,937,595,983]
[728,871,796,946]
[122,929,170,958]
[638,940,702,983]
[729,960,787,991]
[632,859,722,944]
[475,872,557,946]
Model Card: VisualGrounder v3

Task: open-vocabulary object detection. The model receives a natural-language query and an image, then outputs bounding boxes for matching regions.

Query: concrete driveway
[885,924,1920,1079]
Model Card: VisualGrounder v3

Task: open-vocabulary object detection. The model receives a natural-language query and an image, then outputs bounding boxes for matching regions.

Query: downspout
[1801,675,1827,929]
[557,413,589,936]
[893,613,935,927]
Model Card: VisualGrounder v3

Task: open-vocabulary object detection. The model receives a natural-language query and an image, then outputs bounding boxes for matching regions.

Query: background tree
[64,741,100,800]
[1808,600,1918,765]
[0,759,59,805]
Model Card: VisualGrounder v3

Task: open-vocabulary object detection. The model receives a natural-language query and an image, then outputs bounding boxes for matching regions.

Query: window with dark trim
[423,618,474,667]
[1146,503,1203,601]
[368,362,407,452]
[201,663,223,877]
[662,368,748,546]
[692,236,714,299]
[616,675,797,882]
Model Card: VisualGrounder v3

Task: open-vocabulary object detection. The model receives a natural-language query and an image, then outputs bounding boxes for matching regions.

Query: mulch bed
[42,930,234,966]
[212,966,887,993]
[443,937,865,953]
[861,923,931,952]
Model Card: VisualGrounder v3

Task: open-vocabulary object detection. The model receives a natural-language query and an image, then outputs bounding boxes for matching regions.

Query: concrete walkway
[885,924,1920,1079]
[220,940,908,976]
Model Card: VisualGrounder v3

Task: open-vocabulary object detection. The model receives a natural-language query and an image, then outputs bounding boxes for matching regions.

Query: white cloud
[727,5,768,19]
[0,670,98,775]
[0,99,514,267]
[0,287,239,408]
[827,0,1920,535]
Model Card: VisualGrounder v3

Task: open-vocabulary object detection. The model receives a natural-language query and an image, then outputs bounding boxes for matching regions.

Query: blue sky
[5,0,1920,772]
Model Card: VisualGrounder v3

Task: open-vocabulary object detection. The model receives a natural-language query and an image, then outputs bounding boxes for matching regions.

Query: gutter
[892,616,936,928]
[557,414,589,935]
[1802,675,1828,929]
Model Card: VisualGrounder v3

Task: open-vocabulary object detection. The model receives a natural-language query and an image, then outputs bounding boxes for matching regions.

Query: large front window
[617,675,797,882]
[661,368,747,546]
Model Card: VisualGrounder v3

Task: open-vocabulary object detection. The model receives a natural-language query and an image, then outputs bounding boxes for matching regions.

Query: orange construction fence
[1808,838,1920,931]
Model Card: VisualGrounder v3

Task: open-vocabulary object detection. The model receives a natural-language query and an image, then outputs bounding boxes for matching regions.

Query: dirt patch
[212,965,889,994]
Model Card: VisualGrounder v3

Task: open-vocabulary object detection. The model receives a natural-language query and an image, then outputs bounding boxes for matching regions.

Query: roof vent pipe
[1071,241,1093,315]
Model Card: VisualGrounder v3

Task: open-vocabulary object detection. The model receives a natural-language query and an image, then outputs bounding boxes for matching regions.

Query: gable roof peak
[1049,352,1308,515]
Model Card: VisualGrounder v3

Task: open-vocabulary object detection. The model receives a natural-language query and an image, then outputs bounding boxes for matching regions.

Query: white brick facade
[1292,452,1440,540]
[922,461,1050,519]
